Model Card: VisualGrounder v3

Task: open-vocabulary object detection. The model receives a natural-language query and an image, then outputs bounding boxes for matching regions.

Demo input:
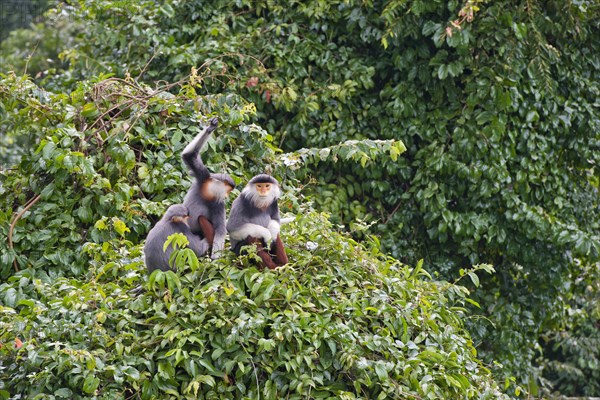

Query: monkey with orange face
[182,118,235,259]
[226,174,288,269]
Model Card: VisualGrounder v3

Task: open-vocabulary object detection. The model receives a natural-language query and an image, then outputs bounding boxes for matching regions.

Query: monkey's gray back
[144,217,208,272]
[183,181,211,232]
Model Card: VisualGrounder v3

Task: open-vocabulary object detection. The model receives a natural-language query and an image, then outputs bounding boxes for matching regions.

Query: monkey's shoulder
[184,185,222,214]
[146,220,189,246]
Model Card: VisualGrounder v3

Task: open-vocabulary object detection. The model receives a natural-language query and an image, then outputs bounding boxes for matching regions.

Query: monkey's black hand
[206,117,219,133]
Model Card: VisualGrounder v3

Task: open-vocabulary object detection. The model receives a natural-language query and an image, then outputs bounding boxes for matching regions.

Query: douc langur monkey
[226,174,288,270]
[144,204,210,272]
[182,117,235,259]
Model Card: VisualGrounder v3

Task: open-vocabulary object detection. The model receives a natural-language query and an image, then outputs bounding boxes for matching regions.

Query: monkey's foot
[270,236,288,266]
[245,236,277,269]
[259,251,277,270]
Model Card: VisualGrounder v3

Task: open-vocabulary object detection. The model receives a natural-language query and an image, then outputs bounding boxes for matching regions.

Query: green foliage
[280,139,406,171]
[0,72,270,278]
[0,0,51,41]
[0,212,508,399]
[0,73,402,281]
[1,0,600,395]
[540,262,600,397]
[0,5,76,92]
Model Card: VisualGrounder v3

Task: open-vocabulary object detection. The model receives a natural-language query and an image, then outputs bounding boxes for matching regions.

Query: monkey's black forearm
[182,118,218,181]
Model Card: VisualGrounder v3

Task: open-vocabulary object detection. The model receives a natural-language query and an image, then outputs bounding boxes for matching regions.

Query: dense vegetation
[0,0,50,41]
[1,0,599,397]
[0,75,501,399]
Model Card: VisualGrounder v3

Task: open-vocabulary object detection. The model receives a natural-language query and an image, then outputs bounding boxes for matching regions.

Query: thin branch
[23,41,41,76]
[136,49,159,80]
[384,202,403,224]
[8,194,41,272]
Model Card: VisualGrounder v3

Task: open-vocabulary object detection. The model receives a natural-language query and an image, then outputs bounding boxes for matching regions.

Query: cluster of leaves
[539,262,600,397]
[1,0,600,395]
[0,5,76,84]
[0,212,509,399]
[0,72,404,280]
[0,0,51,41]
[0,72,274,279]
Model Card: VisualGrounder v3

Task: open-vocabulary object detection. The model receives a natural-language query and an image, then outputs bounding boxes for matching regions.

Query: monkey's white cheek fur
[207,180,230,201]
[242,184,280,209]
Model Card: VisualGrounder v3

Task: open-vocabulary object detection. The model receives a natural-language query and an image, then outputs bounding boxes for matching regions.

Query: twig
[23,41,40,76]
[384,202,402,224]
[8,194,41,272]
[137,49,158,80]
[122,104,149,140]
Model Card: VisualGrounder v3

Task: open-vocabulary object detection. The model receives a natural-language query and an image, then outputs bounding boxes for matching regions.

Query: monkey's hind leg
[246,236,277,270]
[198,216,215,246]
[270,235,288,266]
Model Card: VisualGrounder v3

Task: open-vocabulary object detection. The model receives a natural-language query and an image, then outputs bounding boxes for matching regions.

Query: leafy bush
[0,0,51,41]
[0,72,271,278]
[0,73,403,280]
[540,262,600,397]
[2,0,599,394]
[0,5,77,92]
[0,212,509,399]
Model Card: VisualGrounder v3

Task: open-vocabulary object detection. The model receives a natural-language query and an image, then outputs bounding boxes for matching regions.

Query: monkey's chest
[244,209,272,228]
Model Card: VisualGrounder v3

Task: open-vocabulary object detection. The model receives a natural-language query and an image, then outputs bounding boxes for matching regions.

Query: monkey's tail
[280,216,295,224]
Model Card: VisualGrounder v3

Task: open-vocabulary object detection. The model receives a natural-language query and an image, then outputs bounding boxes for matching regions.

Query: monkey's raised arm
[181,117,218,182]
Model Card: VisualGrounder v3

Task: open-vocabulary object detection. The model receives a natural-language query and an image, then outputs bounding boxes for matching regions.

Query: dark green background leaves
[1,0,599,397]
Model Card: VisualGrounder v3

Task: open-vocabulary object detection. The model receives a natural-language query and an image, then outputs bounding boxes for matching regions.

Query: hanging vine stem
[8,194,41,272]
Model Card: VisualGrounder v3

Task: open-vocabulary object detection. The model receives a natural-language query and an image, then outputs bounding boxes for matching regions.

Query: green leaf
[467,272,480,287]
[526,110,539,123]
[81,103,100,118]
[54,388,74,398]
[112,217,130,237]
[82,375,100,394]
[375,363,388,380]
[437,64,448,80]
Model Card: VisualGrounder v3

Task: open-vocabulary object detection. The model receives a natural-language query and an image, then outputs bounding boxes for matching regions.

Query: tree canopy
[0,74,505,399]
[1,0,599,397]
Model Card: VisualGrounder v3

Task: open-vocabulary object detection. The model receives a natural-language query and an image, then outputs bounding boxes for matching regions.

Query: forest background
[0,0,599,399]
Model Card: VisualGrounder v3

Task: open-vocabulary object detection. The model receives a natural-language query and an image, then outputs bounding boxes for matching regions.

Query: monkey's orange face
[171,215,189,224]
[255,183,272,197]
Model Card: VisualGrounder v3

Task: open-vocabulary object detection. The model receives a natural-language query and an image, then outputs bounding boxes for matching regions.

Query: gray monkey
[182,117,235,259]
[227,174,288,269]
[144,204,209,272]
